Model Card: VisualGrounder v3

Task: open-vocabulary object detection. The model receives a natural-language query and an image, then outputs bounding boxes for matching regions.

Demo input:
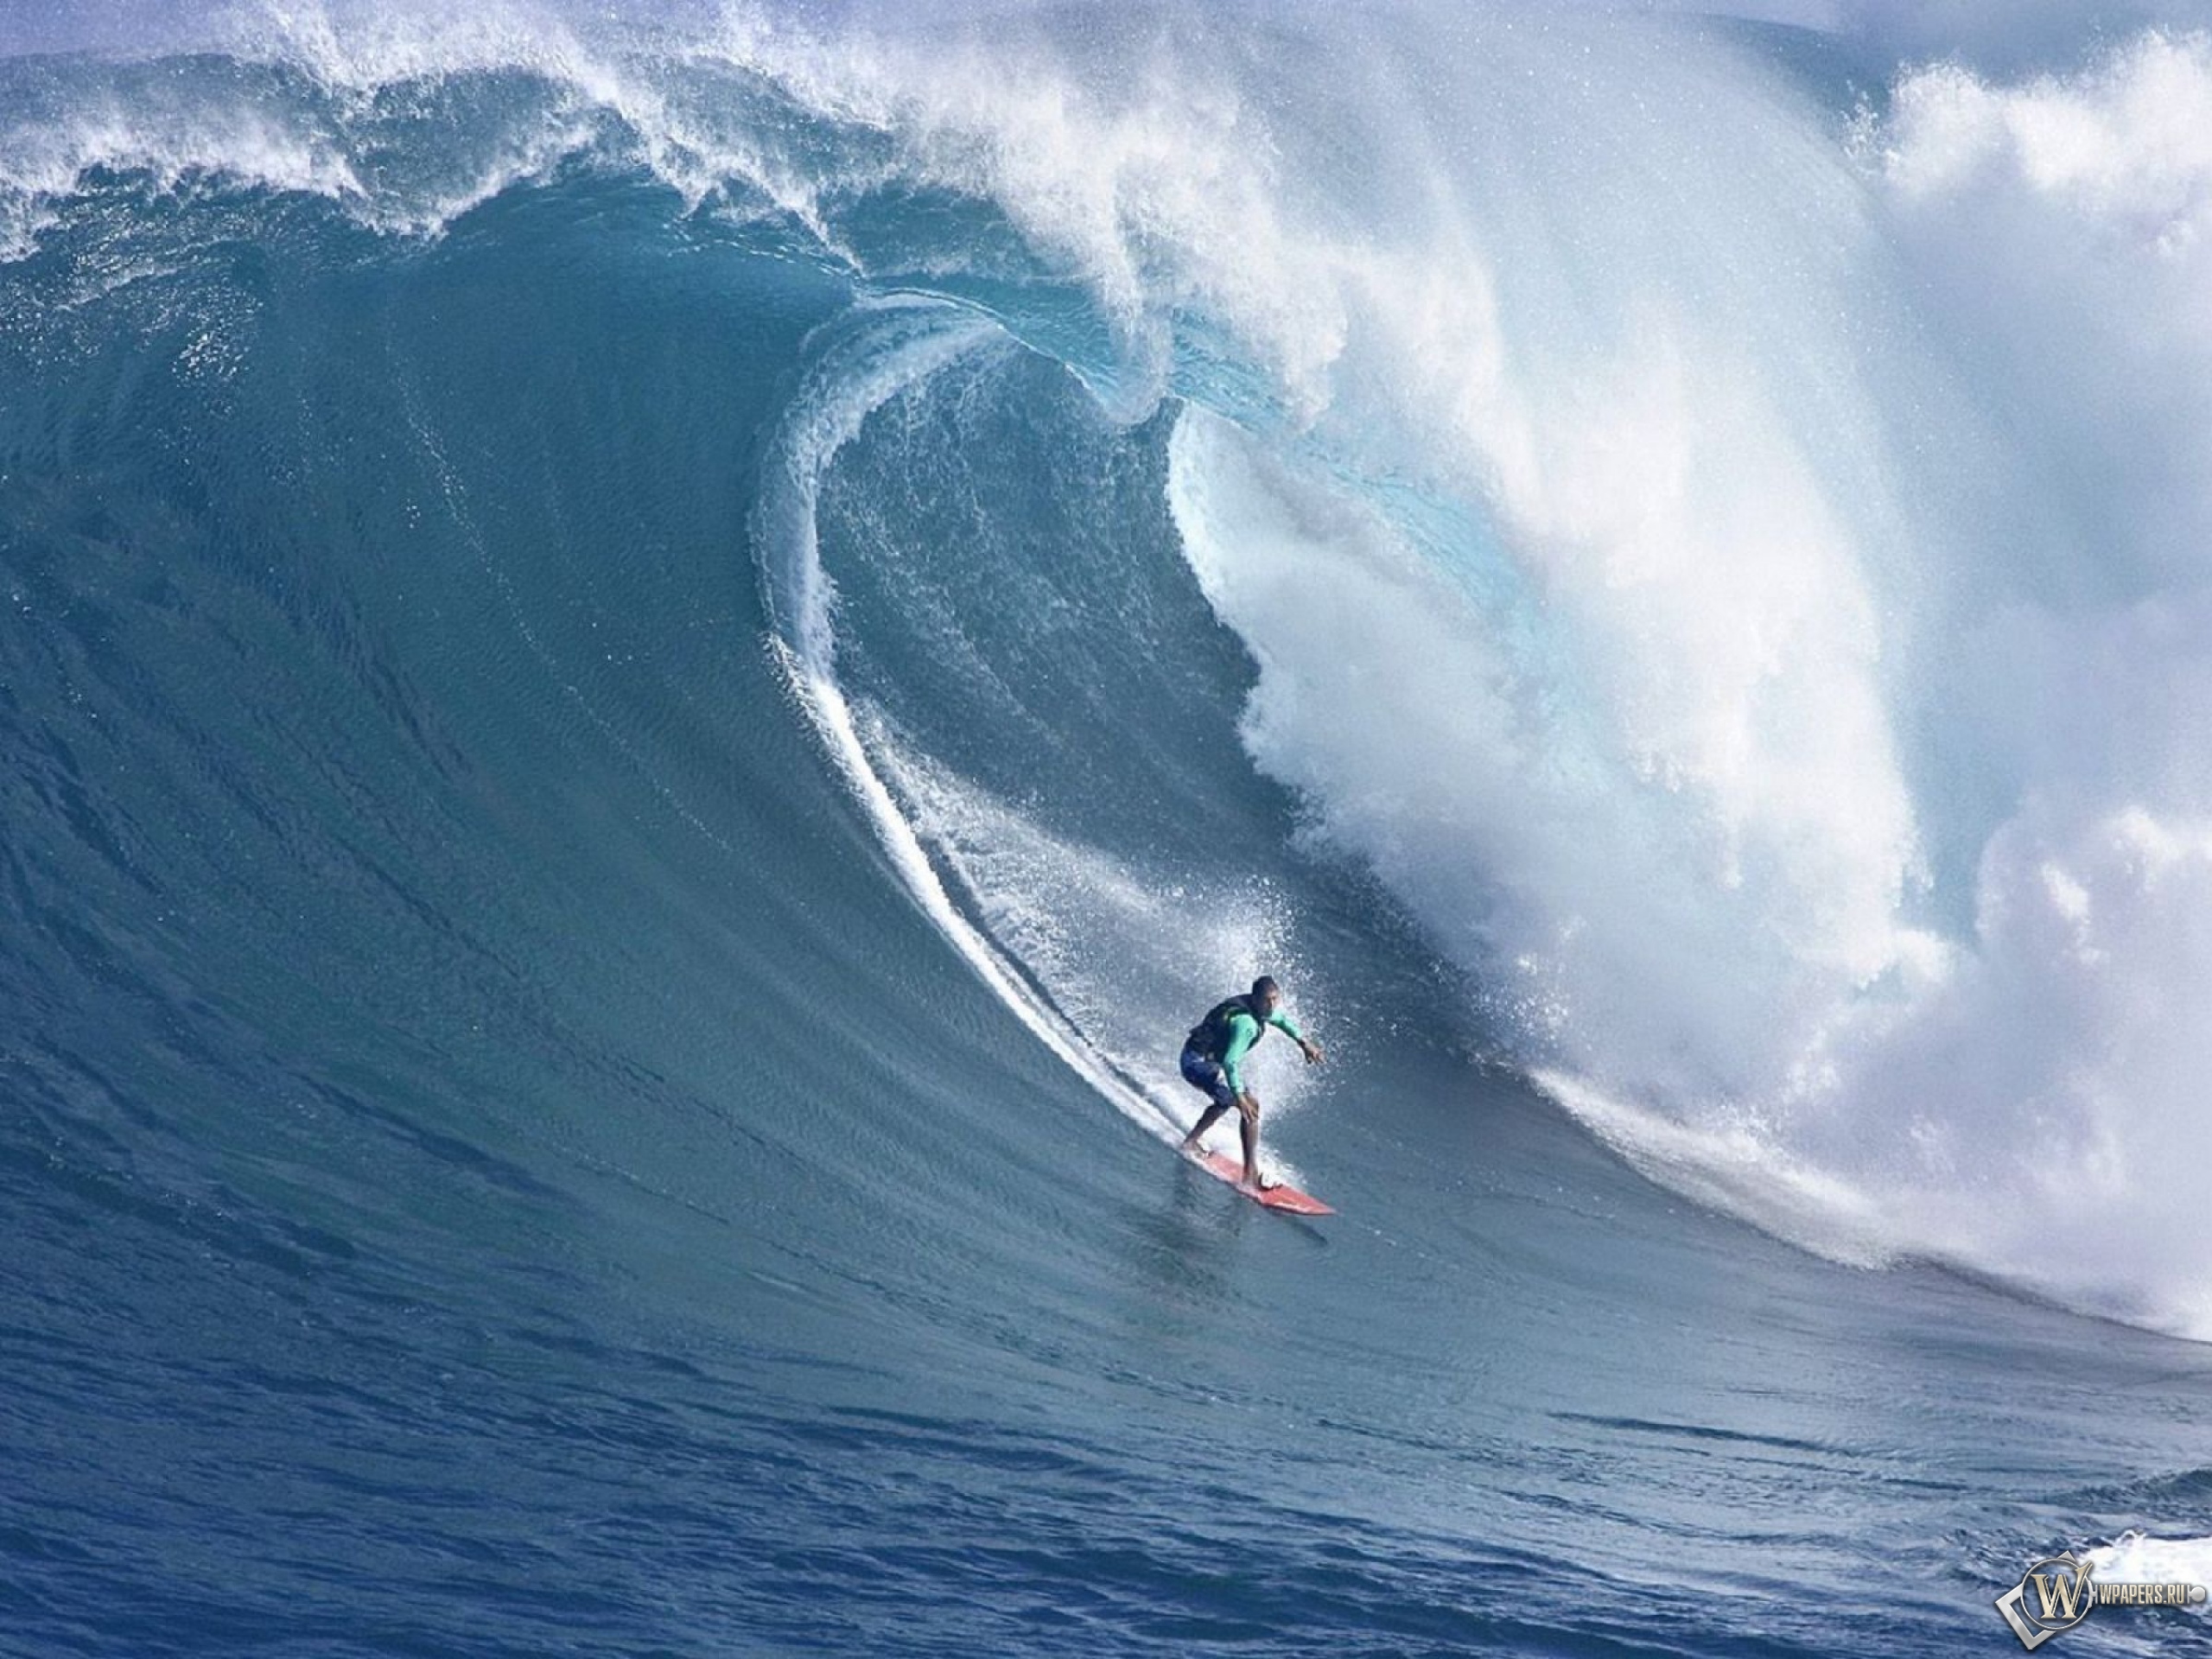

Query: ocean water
[6,3,2212,1654]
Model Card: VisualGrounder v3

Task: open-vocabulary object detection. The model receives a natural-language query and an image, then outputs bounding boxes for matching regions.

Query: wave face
[7,4,2212,1655]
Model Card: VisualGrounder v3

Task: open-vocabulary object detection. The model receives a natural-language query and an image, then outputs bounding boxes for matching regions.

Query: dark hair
[1250,976,1281,999]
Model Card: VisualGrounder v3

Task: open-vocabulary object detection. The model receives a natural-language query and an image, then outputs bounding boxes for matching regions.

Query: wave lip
[750,296,1201,1149]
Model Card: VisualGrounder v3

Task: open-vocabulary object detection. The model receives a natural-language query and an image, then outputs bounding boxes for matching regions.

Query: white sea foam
[1529,1070,1899,1269]
[2083,1530,2212,1597]
[1063,15,2212,1338]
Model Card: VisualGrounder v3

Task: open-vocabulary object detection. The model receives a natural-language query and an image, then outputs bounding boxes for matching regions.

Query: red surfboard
[1187,1148,1335,1216]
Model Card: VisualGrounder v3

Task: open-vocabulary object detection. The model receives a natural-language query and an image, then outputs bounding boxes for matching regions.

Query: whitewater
[6,1,2212,1653]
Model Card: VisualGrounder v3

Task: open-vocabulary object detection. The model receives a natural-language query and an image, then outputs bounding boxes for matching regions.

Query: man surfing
[1177,976,1324,1190]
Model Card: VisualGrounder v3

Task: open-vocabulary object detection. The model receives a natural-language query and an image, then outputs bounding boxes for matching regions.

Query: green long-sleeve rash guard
[1220,1009,1306,1096]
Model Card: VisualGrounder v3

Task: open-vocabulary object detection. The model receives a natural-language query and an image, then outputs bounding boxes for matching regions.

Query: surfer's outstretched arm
[1262,1007,1324,1065]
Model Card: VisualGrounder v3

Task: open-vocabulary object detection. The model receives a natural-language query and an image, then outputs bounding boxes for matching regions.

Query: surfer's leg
[1179,1102,1228,1150]
[1237,1095,1264,1187]
[1178,1046,1236,1149]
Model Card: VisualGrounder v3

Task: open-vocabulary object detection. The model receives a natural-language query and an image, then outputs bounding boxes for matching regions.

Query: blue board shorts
[1179,1043,1236,1110]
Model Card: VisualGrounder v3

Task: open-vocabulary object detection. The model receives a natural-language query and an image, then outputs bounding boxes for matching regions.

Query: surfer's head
[1250,975,1281,1014]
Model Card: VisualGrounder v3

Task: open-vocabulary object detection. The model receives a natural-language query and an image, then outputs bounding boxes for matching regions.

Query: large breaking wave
[10,0,2212,1344]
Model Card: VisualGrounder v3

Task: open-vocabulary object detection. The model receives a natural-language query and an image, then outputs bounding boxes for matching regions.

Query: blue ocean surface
[6,4,2212,1655]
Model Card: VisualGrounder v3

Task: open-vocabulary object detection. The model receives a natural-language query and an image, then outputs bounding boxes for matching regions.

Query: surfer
[1177,976,1324,1189]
